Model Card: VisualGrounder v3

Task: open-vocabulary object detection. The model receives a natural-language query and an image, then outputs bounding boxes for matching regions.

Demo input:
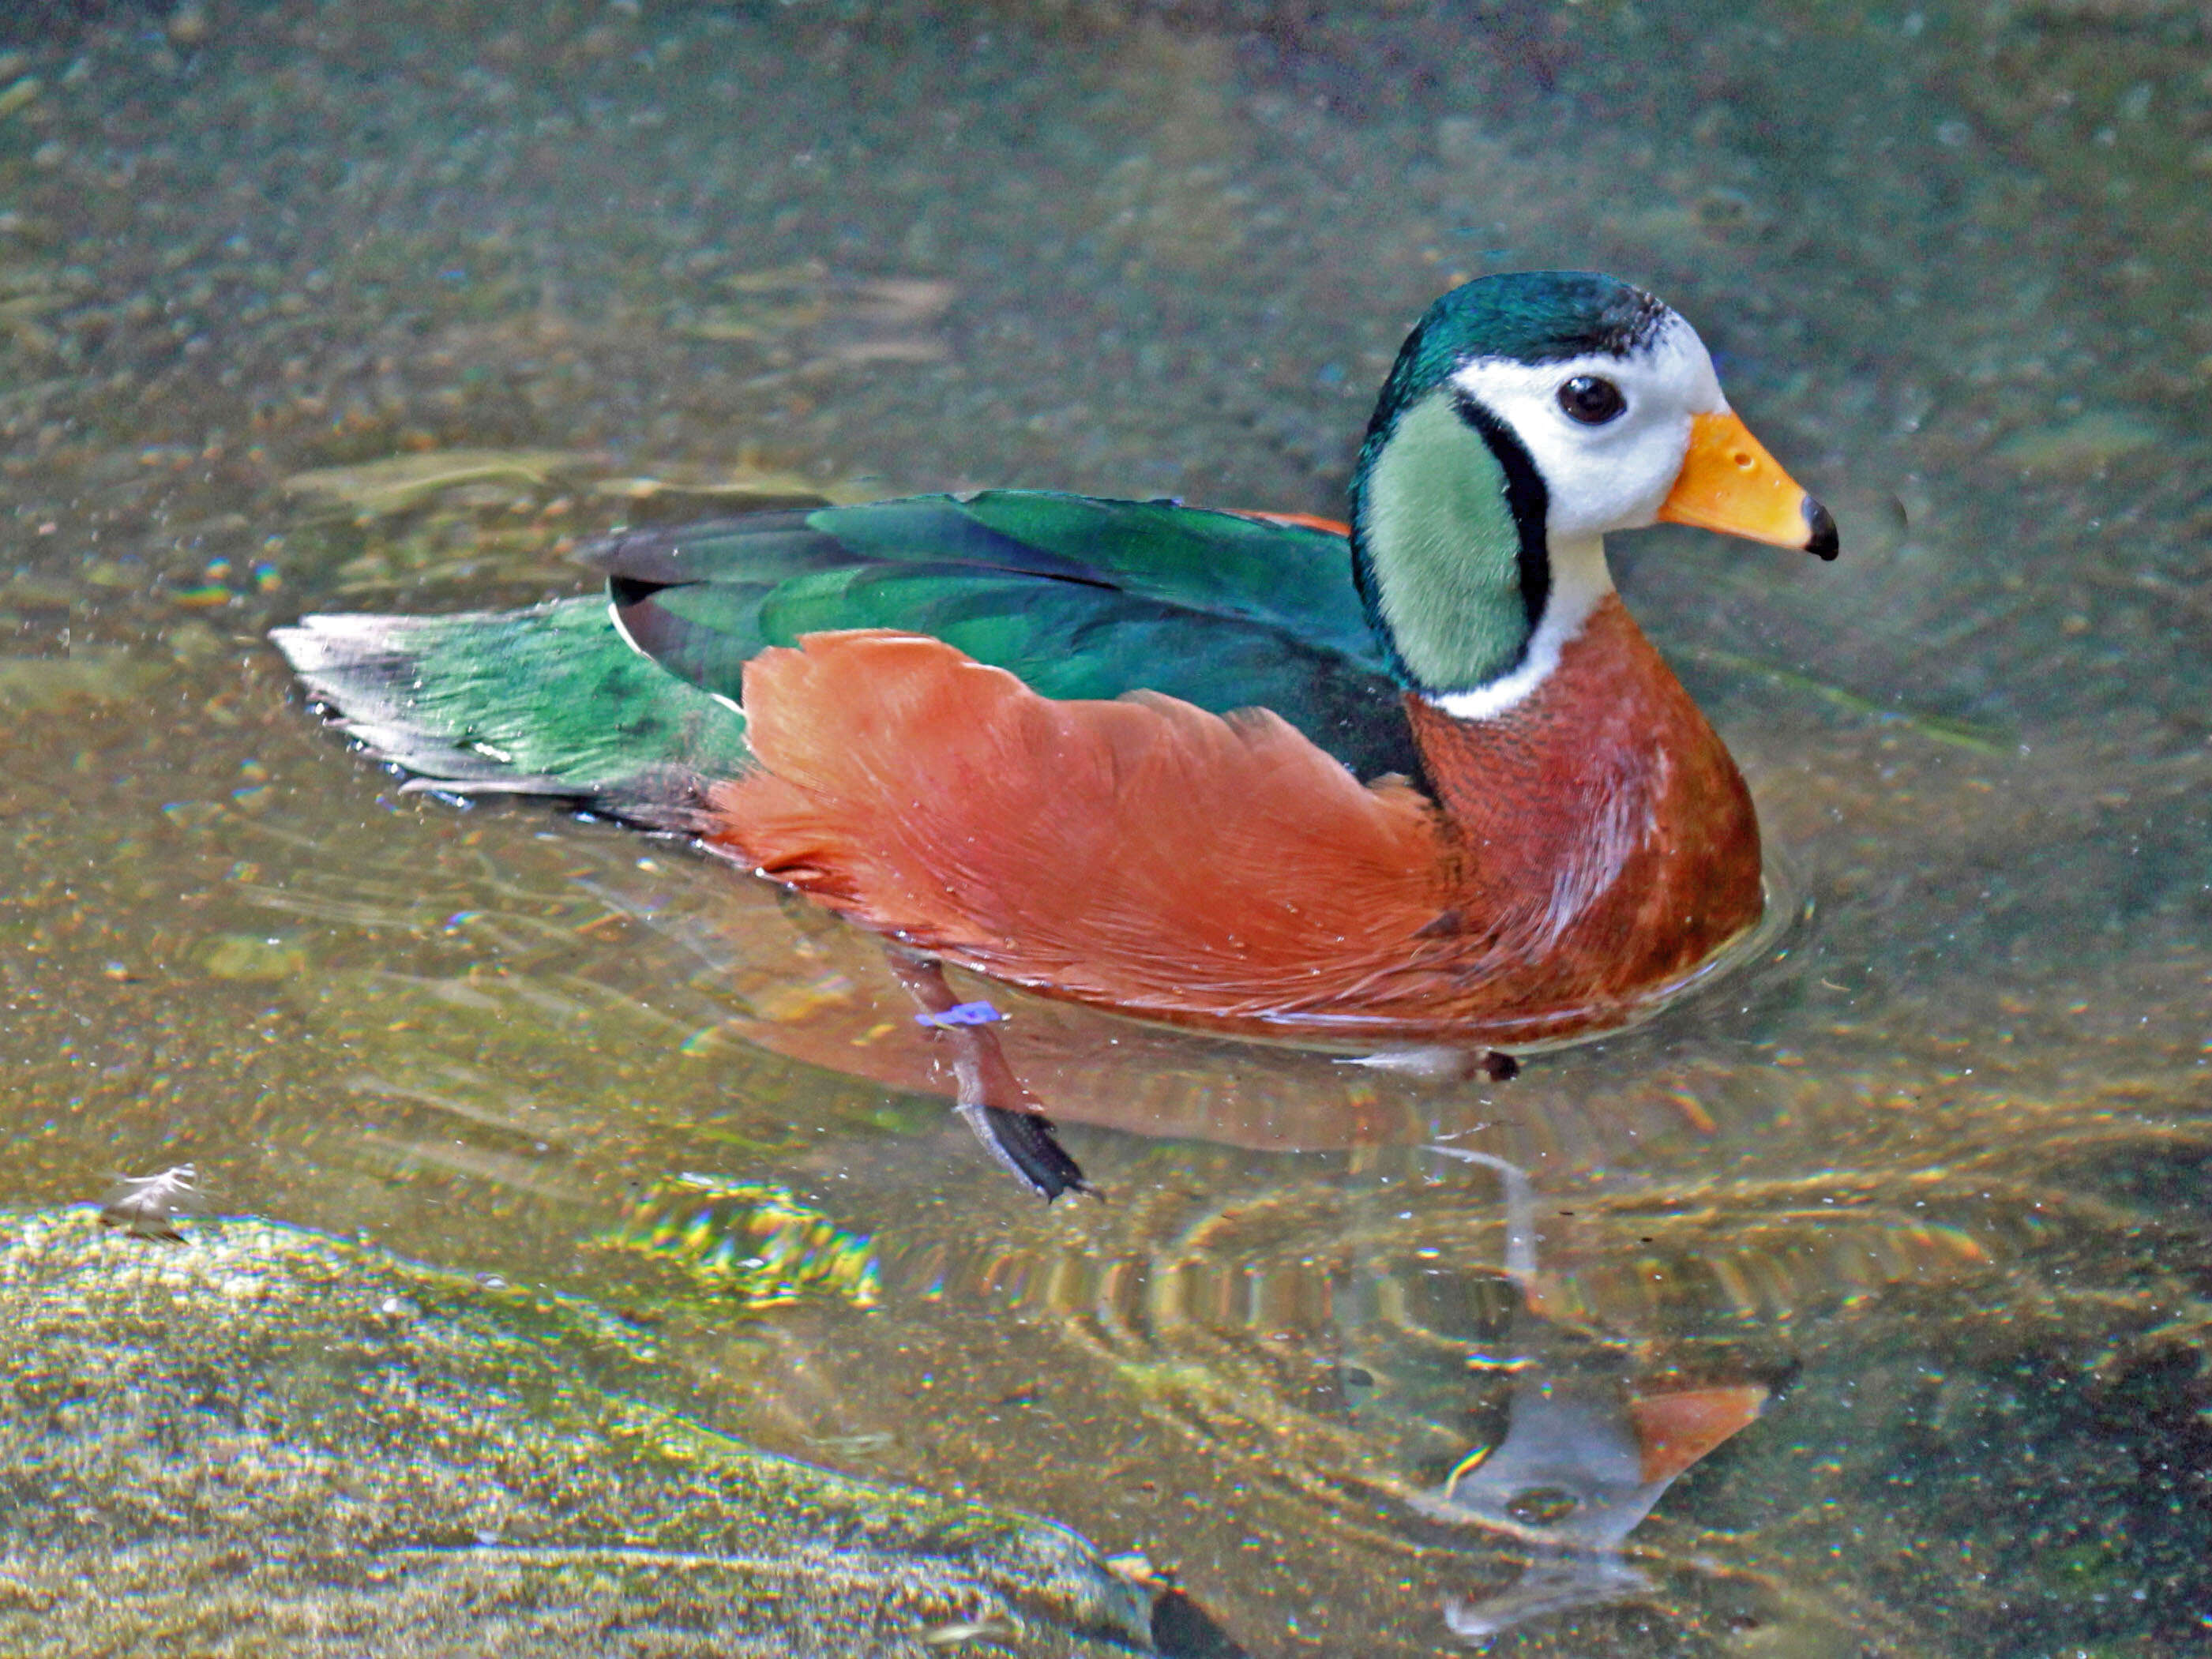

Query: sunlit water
[3,2,2207,1654]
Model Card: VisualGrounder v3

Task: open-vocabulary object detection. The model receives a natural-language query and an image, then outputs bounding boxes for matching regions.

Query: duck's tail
[271,598,752,831]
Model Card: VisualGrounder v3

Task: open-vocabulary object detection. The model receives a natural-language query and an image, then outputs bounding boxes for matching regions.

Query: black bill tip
[1803,496,1840,561]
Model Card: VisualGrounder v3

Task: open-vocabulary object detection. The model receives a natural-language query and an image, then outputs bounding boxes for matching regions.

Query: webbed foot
[884,947,1098,1202]
[958,1102,1097,1203]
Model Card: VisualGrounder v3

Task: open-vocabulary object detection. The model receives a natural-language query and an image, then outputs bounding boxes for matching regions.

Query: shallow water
[2,1,2208,1653]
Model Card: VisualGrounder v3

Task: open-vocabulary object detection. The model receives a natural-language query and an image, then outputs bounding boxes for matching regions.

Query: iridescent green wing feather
[599,490,1418,780]
[272,599,753,828]
[272,490,1416,824]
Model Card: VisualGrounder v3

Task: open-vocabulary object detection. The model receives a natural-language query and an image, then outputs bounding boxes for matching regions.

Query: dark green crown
[1363,270,1669,439]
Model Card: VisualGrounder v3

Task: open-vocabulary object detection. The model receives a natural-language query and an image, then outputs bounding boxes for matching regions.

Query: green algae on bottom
[0,1208,1153,1659]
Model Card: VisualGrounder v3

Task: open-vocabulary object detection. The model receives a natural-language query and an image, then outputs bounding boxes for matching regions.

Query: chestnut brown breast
[708,603,1760,1045]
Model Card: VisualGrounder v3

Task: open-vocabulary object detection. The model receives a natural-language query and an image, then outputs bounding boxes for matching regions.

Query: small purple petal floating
[914,1000,1005,1029]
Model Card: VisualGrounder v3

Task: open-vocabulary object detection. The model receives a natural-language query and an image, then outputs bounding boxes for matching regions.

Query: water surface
[2,2,2207,1653]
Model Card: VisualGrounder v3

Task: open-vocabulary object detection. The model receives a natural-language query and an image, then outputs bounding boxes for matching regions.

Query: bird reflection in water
[1410,1148,1773,1642]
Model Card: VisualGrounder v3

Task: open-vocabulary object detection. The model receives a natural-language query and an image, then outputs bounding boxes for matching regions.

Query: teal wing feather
[271,599,749,828]
[270,490,1415,819]
[595,491,1418,780]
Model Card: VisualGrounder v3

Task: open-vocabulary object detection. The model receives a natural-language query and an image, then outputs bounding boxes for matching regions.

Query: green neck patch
[1350,388,1550,696]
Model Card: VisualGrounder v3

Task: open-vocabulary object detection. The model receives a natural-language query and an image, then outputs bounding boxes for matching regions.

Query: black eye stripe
[1445,391,1553,639]
[1557,374,1626,425]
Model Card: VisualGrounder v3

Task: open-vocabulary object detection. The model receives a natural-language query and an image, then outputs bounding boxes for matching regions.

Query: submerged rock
[0,1208,1160,1657]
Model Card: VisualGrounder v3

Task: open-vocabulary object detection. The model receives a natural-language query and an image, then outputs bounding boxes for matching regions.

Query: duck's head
[1348,271,1835,717]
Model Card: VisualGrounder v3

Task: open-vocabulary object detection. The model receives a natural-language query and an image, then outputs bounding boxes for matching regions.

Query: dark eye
[1557,375,1625,425]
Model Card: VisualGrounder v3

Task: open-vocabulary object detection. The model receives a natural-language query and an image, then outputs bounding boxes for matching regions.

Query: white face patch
[1447,312,1726,542]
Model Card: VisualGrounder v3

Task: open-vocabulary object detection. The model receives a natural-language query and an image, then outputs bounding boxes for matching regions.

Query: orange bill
[1659,410,1838,560]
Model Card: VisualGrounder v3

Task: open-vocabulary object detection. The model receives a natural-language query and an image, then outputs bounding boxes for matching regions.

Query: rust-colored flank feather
[708,593,1761,1046]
